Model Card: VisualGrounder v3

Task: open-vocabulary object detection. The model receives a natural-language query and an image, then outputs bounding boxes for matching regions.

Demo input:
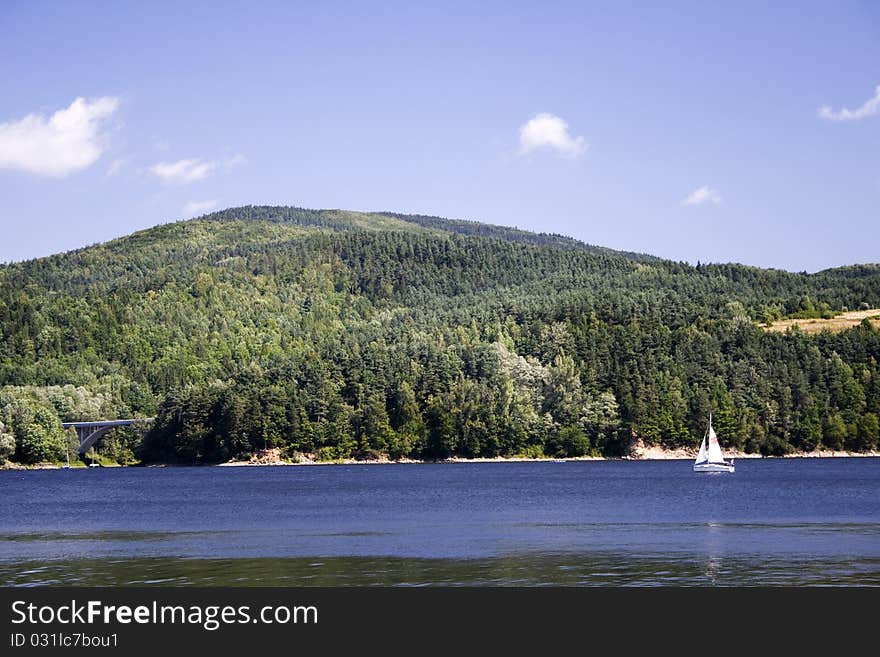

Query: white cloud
[0,96,119,176]
[818,85,880,121]
[150,158,216,184]
[183,199,219,215]
[681,186,722,206]
[518,113,587,158]
[150,153,245,184]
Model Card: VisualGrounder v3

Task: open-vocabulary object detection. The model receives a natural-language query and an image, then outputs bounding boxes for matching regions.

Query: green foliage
[0,205,879,464]
[760,434,793,457]
[0,420,14,464]
[852,413,879,451]
[547,425,591,457]
[0,396,65,464]
[822,413,848,450]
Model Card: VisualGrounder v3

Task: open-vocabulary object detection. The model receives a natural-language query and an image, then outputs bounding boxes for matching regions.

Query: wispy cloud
[105,157,127,178]
[681,186,722,206]
[0,96,119,176]
[150,158,216,183]
[818,85,880,121]
[518,113,587,158]
[183,199,219,215]
[224,153,247,167]
[149,153,245,184]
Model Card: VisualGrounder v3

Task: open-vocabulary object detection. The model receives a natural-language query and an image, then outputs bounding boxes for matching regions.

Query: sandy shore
[217,454,607,467]
[214,445,878,467]
[4,447,877,469]
[0,462,123,470]
[630,444,878,460]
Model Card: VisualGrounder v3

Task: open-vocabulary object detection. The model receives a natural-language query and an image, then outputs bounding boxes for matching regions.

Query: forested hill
[1,205,878,466]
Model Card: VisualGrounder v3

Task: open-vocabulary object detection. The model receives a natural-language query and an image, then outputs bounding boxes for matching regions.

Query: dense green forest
[1,205,878,465]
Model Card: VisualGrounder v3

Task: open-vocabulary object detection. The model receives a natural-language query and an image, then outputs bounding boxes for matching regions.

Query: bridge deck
[62,419,152,429]
[62,419,154,455]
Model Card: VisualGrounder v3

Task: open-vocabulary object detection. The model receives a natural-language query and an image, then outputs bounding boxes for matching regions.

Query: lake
[1,459,878,586]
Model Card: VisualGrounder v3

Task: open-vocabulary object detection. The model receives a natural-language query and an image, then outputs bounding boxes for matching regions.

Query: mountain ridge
[6,204,879,274]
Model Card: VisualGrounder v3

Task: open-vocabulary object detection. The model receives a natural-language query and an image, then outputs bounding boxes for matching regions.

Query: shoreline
[215,448,880,467]
[3,448,877,470]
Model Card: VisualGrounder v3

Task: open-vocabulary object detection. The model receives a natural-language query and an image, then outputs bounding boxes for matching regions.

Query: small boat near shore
[693,415,735,473]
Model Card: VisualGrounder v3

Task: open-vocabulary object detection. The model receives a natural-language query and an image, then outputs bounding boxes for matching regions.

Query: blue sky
[0,1,877,271]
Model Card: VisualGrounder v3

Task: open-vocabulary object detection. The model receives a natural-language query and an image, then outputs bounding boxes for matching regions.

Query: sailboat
[693,414,735,473]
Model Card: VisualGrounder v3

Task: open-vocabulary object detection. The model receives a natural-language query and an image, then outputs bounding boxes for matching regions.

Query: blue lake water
[1,459,878,586]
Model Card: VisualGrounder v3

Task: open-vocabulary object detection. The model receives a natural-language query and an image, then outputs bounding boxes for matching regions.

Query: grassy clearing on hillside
[764,309,880,334]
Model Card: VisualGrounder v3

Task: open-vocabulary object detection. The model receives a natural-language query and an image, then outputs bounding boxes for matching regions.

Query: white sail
[706,423,725,463]
[694,435,707,464]
[694,415,734,473]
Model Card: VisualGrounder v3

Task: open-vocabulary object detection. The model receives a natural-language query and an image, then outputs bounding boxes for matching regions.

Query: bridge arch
[61,419,154,456]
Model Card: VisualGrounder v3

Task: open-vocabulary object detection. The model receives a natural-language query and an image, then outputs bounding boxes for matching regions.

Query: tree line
[0,206,877,465]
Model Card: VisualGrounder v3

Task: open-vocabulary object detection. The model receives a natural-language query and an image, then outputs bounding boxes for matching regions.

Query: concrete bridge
[61,419,154,456]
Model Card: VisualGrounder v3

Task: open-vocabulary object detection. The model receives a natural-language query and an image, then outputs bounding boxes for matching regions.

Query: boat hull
[693,462,735,473]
